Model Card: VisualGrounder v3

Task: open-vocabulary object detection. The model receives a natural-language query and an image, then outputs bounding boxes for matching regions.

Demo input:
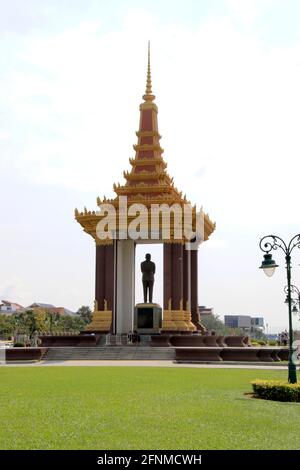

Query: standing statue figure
[141,253,156,303]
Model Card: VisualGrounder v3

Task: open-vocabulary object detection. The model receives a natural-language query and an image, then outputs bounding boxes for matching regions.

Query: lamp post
[259,234,300,384]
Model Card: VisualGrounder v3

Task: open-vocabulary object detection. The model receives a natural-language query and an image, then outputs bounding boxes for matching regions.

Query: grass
[0,366,299,450]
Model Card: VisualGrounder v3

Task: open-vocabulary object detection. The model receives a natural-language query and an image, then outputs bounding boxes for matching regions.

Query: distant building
[20,303,75,316]
[199,306,214,317]
[27,302,62,314]
[224,315,264,330]
[0,300,24,314]
[266,333,278,340]
[224,315,251,329]
[251,317,264,328]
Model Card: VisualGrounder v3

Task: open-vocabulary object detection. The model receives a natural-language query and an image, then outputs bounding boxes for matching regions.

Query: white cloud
[227,0,274,26]
[0,131,11,141]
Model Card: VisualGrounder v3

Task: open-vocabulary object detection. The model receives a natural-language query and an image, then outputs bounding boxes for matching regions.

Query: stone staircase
[44,346,176,361]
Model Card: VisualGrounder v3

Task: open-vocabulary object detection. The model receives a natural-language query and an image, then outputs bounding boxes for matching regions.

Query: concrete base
[134,303,162,334]
[174,347,289,363]
[39,334,102,347]
[5,347,48,361]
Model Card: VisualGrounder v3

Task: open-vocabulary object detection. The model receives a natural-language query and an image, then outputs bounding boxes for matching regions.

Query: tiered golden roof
[75,43,215,244]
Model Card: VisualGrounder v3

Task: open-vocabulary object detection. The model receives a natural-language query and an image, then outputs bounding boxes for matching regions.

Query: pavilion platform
[32,332,290,364]
[3,344,289,363]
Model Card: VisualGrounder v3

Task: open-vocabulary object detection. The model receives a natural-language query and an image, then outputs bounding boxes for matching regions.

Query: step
[44,346,175,361]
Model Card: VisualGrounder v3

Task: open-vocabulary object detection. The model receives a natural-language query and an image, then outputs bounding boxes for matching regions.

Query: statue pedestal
[134,303,162,334]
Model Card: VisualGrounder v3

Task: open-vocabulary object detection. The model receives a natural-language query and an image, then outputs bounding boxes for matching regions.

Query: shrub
[13,342,25,347]
[251,380,300,402]
[268,340,278,346]
[250,340,268,346]
[256,340,267,346]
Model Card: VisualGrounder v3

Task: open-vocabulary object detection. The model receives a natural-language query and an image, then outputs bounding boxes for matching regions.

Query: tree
[45,312,61,334]
[0,310,87,343]
[0,314,14,339]
[61,315,85,332]
[76,306,92,324]
[201,314,244,336]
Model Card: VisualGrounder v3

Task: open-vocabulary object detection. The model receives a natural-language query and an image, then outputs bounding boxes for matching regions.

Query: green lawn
[0,367,299,450]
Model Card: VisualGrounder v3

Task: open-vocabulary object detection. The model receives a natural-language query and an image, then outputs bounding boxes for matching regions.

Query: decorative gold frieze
[133,144,164,153]
[129,157,166,166]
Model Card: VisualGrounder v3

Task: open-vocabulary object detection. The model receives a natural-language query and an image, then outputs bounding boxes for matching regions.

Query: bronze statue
[141,253,155,303]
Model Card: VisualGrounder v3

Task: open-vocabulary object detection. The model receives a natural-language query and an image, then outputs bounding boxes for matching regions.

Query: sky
[1,0,300,332]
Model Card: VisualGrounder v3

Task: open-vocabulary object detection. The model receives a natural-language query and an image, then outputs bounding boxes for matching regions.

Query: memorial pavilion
[75,44,215,335]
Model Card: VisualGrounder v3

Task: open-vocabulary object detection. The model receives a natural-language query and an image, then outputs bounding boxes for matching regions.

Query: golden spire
[143,41,155,102]
[146,41,152,95]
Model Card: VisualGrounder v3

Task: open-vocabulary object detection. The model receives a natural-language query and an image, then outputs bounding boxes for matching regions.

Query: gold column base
[172,310,189,330]
[85,310,112,332]
[162,310,195,331]
[184,311,197,331]
[162,310,178,330]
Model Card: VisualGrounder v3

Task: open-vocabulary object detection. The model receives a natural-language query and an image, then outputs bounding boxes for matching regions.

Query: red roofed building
[0,300,24,313]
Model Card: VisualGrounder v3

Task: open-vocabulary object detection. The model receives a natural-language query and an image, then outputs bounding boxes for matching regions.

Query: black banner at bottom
[0,450,299,467]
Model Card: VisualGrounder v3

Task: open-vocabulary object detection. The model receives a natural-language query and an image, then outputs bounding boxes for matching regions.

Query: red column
[183,246,190,311]
[95,245,105,311]
[104,244,115,312]
[190,249,202,330]
[163,244,172,309]
[95,244,115,314]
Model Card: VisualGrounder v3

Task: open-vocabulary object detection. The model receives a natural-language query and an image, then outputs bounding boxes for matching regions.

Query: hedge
[251,380,300,402]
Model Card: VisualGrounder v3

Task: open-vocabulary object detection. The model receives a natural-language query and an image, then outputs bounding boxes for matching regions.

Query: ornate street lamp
[292,304,299,314]
[259,253,279,277]
[284,284,300,316]
[259,234,300,384]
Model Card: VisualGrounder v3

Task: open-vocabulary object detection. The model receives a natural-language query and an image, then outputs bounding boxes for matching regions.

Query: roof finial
[143,41,155,102]
[146,41,152,95]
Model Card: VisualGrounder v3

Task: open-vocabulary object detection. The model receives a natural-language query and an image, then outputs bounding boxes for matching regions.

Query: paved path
[2,360,290,369]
